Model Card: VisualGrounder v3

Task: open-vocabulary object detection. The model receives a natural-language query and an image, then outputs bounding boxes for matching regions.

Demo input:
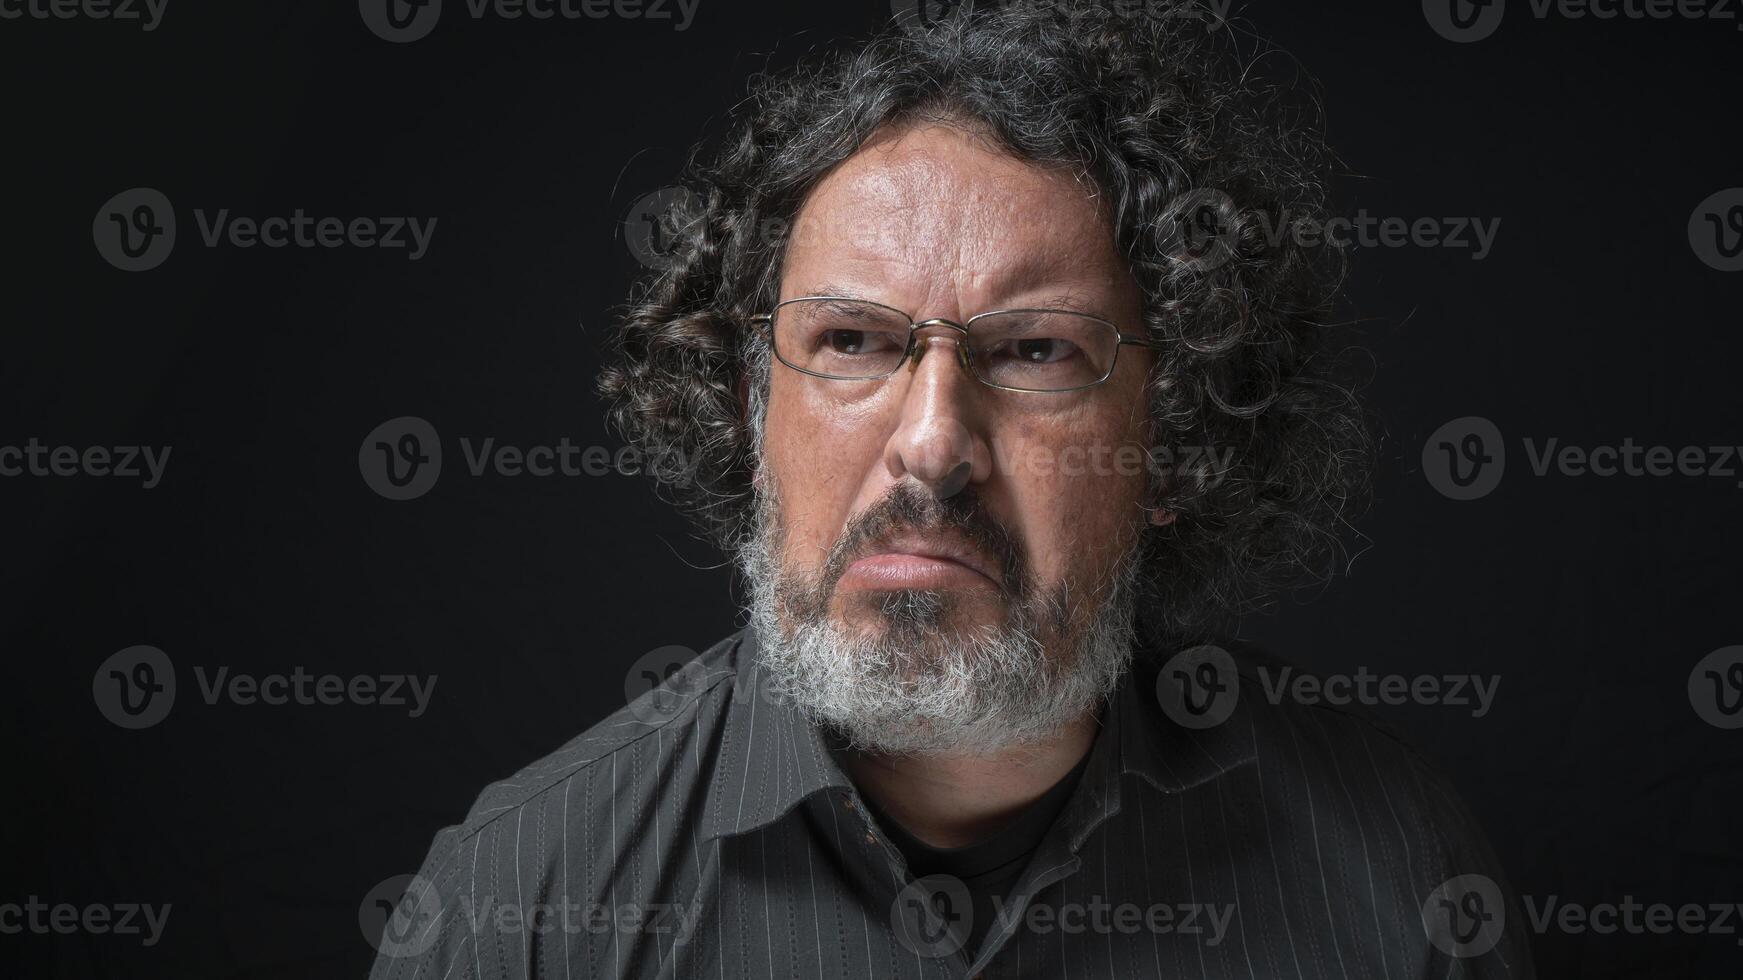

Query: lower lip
[839,554,995,591]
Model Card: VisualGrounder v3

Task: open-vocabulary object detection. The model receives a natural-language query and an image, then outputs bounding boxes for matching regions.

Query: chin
[834,586,1008,639]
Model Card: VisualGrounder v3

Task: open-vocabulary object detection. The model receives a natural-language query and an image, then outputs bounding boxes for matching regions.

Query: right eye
[823,329,877,355]
[809,325,905,358]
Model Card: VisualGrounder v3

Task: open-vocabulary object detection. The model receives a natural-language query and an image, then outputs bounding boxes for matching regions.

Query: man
[370,3,1532,977]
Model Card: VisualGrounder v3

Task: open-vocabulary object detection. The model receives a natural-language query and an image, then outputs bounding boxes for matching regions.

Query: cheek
[763,376,890,561]
[999,406,1150,583]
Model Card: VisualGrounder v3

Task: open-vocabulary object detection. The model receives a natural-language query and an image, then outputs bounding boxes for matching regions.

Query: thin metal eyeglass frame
[749,295,1159,394]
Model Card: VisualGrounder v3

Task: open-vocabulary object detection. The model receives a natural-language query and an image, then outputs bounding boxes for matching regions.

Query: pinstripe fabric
[368,628,1533,980]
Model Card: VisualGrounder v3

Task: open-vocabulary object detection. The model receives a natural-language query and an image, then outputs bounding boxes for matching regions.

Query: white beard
[737,475,1141,756]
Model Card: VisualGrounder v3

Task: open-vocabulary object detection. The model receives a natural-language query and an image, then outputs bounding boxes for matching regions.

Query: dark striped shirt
[368,627,1534,979]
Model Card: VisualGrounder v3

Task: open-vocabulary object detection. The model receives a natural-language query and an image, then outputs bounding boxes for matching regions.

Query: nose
[881,328,993,499]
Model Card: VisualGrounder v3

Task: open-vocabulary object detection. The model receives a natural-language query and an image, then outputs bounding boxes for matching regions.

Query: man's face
[747,121,1155,752]
[762,121,1153,641]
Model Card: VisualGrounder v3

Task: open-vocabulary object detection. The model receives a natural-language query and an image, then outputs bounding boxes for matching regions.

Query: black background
[3,1,1740,977]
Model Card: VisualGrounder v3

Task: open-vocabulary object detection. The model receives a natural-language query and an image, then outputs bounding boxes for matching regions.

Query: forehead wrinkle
[790,123,1129,321]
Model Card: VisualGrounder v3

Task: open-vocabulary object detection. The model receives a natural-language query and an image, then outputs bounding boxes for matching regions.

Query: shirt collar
[1047,652,1261,853]
[699,627,1260,845]
[699,625,853,843]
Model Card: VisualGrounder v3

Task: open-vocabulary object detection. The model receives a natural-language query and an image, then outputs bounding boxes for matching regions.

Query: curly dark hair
[598,0,1371,646]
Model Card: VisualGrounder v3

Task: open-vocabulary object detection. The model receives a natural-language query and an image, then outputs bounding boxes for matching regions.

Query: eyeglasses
[751,296,1157,394]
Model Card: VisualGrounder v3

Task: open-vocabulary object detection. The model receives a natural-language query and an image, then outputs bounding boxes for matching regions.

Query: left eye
[994,337,1080,364]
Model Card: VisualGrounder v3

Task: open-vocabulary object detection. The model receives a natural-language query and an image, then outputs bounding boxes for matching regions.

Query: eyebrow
[792,282,1116,322]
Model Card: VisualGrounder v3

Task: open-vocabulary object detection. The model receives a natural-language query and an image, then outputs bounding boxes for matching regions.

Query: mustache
[817,481,1028,598]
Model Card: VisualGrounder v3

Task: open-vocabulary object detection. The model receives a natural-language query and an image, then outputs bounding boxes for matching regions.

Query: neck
[840,711,1098,849]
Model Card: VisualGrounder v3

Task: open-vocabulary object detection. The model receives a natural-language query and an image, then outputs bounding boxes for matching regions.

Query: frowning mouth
[838,531,1004,592]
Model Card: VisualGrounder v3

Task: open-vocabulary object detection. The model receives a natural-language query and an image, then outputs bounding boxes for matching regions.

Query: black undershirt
[862,751,1092,959]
